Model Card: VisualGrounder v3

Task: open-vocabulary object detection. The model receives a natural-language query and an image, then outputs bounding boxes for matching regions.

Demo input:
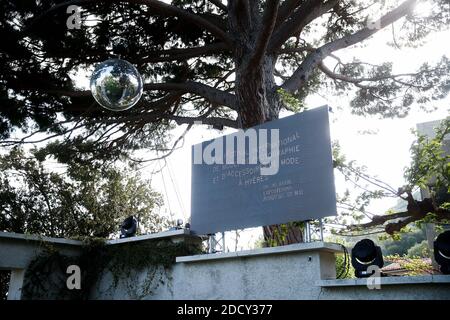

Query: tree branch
[268,0,338,53]
[125,0,233,46]
[248,0,280,68]
[228,0,252,35]
[167,115,239,129]
[24,0,233,47]
[144,82,237,110]
[281,0,417,93]
[355,211,411,229]
[43,81,237,110]
[139,43,228,63]
[350,195,450,235]
[126,123,193,163]
[319,61,437,90]
[275,0,303,26]
[22,0,91,34]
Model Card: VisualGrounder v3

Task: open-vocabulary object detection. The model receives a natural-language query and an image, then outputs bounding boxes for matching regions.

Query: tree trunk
[232,26,303,245]
[263,223,304,246]
[236,55,282,126]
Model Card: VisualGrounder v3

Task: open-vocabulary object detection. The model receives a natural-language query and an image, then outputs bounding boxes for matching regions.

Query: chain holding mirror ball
[90,37,143,111]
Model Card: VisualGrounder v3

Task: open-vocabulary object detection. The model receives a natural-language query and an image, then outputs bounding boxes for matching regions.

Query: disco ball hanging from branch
[90,58,143,111]
[90,38,143,111]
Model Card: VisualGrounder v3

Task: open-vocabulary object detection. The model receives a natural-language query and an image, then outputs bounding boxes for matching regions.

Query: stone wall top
[316,275,450,287]
[176,241,343,263]
[0,229,201,247]
[0,231,83,246]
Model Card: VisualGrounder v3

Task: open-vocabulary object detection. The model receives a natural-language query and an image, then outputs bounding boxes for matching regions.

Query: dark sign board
[190,106,336,235]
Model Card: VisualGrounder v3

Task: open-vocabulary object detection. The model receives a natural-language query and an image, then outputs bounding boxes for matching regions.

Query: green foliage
[0,146,168,299]
[385,255,434,276]
[328,237,355,279]
[0,271,10,300]
[0,1,449,162]
[380,227,427,256]
[331,224,429,260]
[21,239,202,300]
[276,88,307,114]
[335,252,355,279]
[21,250,84,300]
[331,119,449,236]
[407,240,430,258]
[405,119,450,204]
[0,147,166,238]
[264,221,305,247]
[348,57,450,118]
[104,240,202,298]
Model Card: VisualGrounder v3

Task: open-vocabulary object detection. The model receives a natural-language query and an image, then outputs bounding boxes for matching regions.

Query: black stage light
[434,230,450,275]
[351,239,384,278]
[120,216,137,238]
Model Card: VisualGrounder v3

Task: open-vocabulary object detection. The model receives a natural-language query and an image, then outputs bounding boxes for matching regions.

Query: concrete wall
[90,242,450,300]
[0,232,83,300]
[90,242,340,300]
[0,230,198,300]
[1,231,450,300]
[0,232,82,271]
[318,276,450,300]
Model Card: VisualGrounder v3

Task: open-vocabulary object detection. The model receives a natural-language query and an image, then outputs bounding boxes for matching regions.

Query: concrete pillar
[7,269,25,300]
